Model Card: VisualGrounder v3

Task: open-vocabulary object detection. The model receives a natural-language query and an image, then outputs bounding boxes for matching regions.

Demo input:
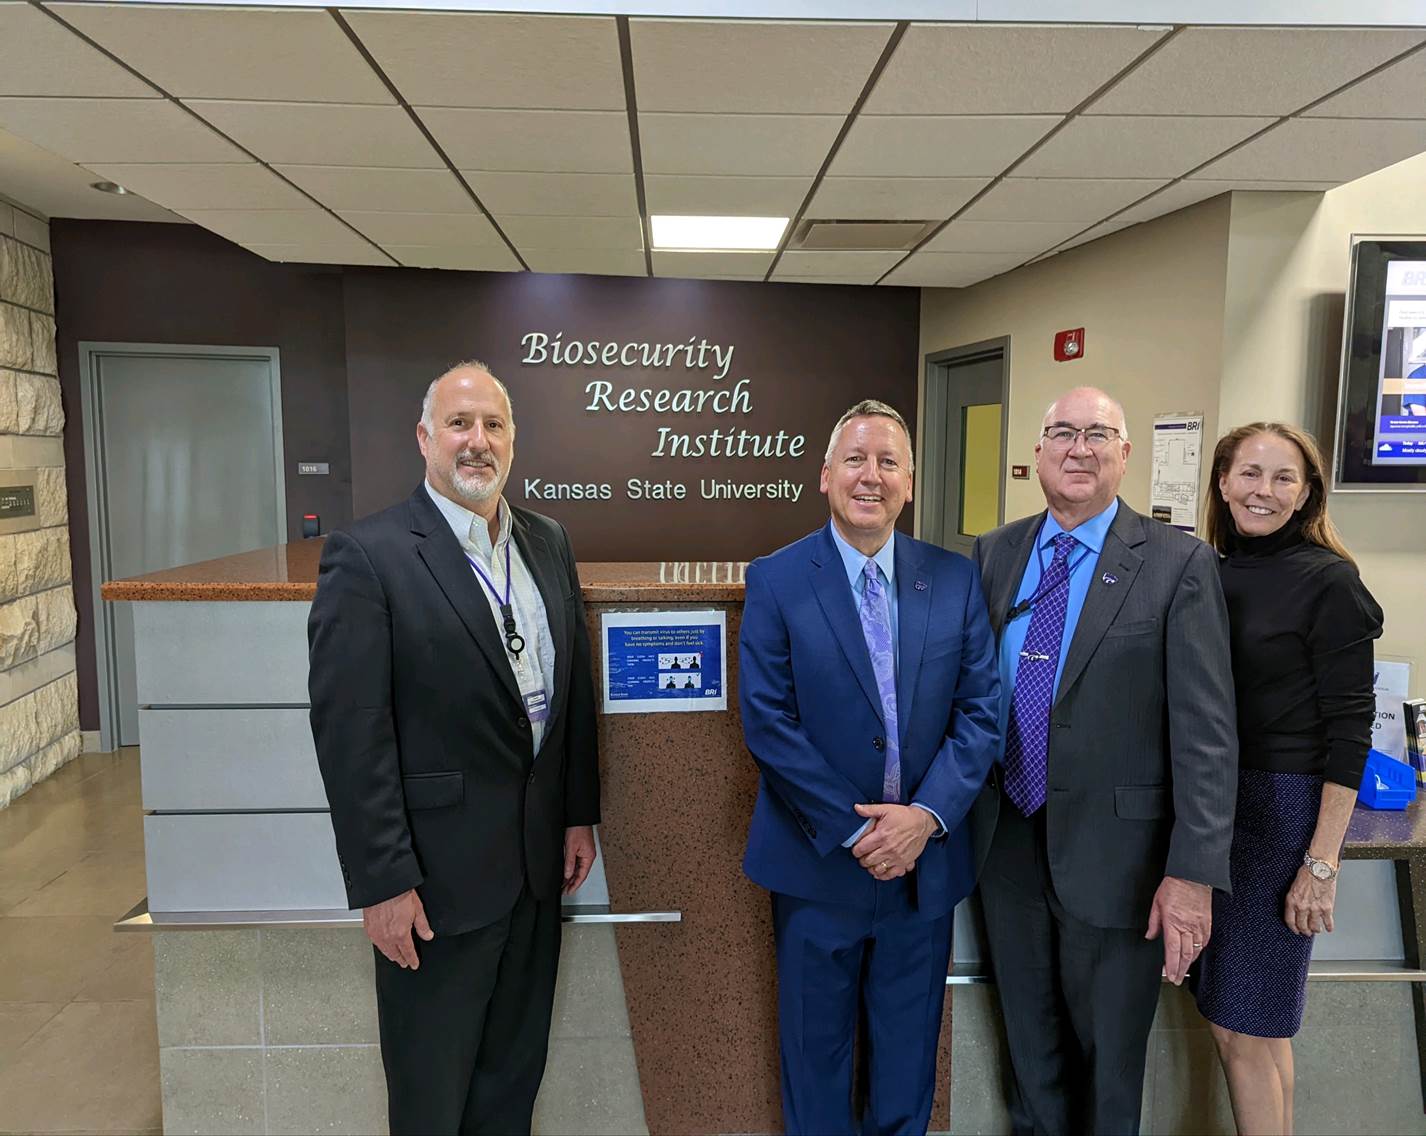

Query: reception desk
[105,541,1423,1135]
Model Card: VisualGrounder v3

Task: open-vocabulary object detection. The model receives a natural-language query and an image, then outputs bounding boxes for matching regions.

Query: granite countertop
[100,539,747,603]
[1344,799,1426,857]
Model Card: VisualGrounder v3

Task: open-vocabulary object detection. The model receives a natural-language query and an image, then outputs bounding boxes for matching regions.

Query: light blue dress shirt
[996,498,1119,761]
[827,523,944,845]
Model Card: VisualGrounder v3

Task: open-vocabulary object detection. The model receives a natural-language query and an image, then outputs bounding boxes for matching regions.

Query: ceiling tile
[342,11,624,111]
[382,244,523,272]
[1192,118,1426,183]
[961,178,1166,223]
[50,4,393,104]
[924,219,1087,254]
[0,97,247,164]
[631,19,892,114]
[772,250,902,282]
[180,207,362,246]
[1307,48,1426,119]
[644,174,810,217]
[1089,28,1423,117]
[189,101,439,168]
[275,166,474,213]
[83,163,313,211]
[418,108,631,173]
[807,177,988,220]
[463,171,636,217]
[498,215,642,250]
[338,210,502,246]
[0,124,180,222]
[246,242,396,267]
[829,116,1060,178]
[881,251,1027,288]
[653,250,774,278]
[865,24,1165,115]
[1014,116,1274,179]
[0,3,157,98]
[523,248,647,277]
[774,276,872,286]
[640,113,842,177]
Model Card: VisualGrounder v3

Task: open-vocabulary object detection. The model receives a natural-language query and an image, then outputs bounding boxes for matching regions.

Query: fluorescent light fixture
[650,215,788,252]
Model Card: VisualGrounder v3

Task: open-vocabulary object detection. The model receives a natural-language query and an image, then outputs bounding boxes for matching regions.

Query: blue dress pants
[772,879,954,1136]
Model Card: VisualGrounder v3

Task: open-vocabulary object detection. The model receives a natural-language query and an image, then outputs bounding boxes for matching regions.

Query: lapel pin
[914,580,927,591]
[1102,571,1119,586]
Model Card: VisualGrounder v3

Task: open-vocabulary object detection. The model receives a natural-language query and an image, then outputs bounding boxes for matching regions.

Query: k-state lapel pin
[914,580,927,591]
[1102,571,1119,586]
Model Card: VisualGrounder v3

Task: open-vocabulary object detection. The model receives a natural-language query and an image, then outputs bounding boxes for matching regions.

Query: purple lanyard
[465,541,526,659]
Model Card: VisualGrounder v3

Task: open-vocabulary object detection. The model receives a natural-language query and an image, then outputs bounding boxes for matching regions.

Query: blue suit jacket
[739,523,1001,918]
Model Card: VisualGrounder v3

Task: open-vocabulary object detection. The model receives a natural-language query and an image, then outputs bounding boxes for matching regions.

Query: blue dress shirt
[997,499,1119,761]
[827,522,944,844]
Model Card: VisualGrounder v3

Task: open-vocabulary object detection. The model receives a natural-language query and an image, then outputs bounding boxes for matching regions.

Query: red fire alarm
[1054,328,1085,361]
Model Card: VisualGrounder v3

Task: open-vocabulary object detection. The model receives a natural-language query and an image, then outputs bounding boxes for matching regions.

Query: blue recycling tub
[1358,749,1417,810]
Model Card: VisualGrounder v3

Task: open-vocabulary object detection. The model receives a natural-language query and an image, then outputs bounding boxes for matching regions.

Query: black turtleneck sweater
[1219,515,1383,789]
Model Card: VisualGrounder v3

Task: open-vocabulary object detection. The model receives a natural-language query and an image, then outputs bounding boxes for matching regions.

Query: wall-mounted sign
[1011,464,1030,480]
[0,472,39,536]
[601,610,727,714]
[1150,414,1203,533]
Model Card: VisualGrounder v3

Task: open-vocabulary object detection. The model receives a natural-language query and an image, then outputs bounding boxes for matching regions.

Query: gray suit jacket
[971,500,1237,930]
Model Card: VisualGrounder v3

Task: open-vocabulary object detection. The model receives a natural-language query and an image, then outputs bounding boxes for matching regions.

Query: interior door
[921,344,1007,557]
[89,348,284,746]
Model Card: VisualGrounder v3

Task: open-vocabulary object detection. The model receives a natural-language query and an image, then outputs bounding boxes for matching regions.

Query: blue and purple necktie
[860,559,901,803]
[1003,533,1078,816]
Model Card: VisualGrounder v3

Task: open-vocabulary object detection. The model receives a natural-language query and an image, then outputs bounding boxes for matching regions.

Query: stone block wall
[0,197,82,807]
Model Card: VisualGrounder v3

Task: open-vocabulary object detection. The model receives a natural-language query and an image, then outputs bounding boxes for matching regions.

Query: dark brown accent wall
[50,221,918,733]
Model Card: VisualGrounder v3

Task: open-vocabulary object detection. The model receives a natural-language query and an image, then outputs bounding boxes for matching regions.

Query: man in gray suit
[971,387,1236,1134]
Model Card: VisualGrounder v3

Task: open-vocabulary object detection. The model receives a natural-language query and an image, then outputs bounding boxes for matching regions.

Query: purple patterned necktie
[860,559,901,803]
[1003,533,1078,816]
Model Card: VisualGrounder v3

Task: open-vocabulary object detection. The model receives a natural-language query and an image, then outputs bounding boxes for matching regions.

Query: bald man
[969,388,1236,1134]
[308,362,600,1135]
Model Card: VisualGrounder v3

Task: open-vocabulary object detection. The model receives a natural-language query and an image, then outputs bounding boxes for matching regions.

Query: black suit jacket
[971,500,1237,929]
[308,485,600,936]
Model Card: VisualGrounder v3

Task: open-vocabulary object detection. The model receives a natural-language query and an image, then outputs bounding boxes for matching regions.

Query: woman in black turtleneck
[1193,422,1382,1136]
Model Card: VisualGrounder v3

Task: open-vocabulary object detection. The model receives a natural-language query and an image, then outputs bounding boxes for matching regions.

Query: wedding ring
[881,861,889,871]
[1192,942,1202,950]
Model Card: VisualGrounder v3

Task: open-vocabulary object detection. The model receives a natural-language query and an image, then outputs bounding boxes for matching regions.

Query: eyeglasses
[1041,425,1123,450]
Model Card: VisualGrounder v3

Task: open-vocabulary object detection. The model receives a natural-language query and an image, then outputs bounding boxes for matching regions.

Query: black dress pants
[372,886,562,1136]
[978,803,1163,1136]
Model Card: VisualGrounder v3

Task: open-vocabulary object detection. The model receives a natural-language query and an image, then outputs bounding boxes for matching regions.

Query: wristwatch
[1304,852,1339,881]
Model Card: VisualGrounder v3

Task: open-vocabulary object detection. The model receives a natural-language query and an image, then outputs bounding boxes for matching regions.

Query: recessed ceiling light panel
[650,214,788,252]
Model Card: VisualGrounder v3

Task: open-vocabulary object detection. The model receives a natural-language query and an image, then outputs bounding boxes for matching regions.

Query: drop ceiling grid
[1,9,1425,284]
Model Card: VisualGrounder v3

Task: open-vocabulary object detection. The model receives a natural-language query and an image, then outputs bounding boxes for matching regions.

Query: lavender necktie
[1003,533,1078,816]
[860,559,901,803]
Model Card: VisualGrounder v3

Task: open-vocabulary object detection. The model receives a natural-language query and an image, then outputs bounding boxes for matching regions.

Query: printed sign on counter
[601,610,727,714]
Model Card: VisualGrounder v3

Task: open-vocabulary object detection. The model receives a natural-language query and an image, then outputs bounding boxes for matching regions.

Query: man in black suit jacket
[308,362,600,1135]
[971,387,1236,1134]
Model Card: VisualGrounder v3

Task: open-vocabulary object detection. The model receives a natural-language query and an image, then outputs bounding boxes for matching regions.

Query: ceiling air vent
[792,219,935,251]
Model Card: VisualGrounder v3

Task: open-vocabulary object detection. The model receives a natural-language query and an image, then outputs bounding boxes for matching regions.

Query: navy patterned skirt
[1193,767,1322,1039]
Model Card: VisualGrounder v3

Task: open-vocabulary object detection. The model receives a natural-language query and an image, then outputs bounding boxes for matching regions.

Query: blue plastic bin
[1358,749,1417,810]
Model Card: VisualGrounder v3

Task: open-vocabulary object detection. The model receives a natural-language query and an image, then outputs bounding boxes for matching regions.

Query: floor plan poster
[602,610,727,713]
[1150,414,1204,532]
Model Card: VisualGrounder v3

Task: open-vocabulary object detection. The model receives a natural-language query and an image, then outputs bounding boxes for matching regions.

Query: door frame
[78,342,286,752]
[918,336,1011,549]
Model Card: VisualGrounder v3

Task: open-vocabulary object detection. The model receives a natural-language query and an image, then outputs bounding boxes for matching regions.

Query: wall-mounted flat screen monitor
[1335,236,1426,491]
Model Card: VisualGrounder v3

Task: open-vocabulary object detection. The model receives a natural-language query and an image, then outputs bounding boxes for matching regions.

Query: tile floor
[0,749,160,1135]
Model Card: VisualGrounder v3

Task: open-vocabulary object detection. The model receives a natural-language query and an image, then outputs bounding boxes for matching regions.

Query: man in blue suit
[740,399,1001,1135]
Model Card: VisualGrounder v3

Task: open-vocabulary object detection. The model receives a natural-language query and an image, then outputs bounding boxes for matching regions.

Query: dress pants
[978,803,1162,1136]
[772,879,953,1136]
[372,886,561,1136]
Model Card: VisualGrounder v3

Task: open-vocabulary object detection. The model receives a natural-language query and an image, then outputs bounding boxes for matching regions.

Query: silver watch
[1304,852,1338,882]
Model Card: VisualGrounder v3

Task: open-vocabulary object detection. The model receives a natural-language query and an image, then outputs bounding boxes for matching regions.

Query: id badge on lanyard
[468,543,549,724]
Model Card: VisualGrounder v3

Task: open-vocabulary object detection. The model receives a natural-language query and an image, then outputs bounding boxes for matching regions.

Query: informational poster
[1150,414,1204,533]
[601,610,727,714]
[1372,260,1426,465]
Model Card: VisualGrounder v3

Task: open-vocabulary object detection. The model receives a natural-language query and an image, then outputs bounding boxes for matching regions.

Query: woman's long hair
[1203,422,1356,568]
